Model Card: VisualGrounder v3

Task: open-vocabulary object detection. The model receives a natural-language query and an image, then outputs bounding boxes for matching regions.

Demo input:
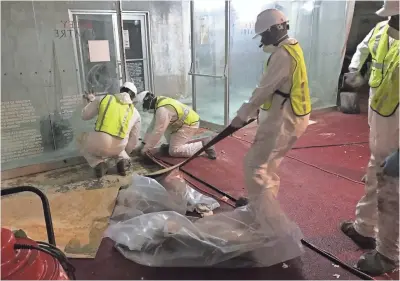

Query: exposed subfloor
[3,109,398,279]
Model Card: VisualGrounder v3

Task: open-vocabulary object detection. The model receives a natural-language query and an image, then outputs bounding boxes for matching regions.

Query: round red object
[1,228,69,280]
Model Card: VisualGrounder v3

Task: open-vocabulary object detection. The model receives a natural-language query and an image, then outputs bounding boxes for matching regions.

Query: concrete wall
[122,1,191,99]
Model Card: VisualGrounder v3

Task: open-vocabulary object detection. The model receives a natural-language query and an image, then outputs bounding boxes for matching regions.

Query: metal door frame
[68,9,122,93]
[189,1,231,128]
[120,11,154,93]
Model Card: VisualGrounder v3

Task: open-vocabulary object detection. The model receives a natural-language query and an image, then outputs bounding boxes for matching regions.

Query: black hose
[1,186,56,246]
[15,243,76,280]
[300,239,374,280]
[181,167,237,202]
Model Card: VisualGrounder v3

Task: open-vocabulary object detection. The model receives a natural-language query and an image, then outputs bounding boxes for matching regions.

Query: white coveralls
[77,92,141,168]
[349,25,399,262]
[141,105,203,157]
[237,38,309,199]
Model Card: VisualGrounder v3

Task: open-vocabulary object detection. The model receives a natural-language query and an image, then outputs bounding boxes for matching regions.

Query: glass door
[190,0,228,127]
[121,13,152,94]
[71,12,122,94]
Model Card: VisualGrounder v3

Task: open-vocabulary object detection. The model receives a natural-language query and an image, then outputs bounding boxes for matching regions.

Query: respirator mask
[259,22,289,53]
[142,92,156,114]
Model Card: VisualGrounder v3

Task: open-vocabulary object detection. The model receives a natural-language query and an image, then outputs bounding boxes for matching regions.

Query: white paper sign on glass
[88,40,111,62]
[123,30,130,49]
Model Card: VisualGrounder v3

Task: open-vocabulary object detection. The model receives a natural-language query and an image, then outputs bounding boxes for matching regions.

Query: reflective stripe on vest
[260,43,311,116]
[370,42,399,117]
[368,21,392,88]
[155,96,200,126]
[95,94,134,139]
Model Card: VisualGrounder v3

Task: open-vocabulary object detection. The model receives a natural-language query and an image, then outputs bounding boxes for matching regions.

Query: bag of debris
[105,175,304,268]
[156,170,220,214]
[110,173,220,224]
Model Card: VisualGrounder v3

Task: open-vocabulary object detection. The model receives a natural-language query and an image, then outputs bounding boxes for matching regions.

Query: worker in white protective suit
[133,91,216,159]
[340,0,399,276]
[230,8,311,199]
[345,1,399,184]
[77,82,141,178]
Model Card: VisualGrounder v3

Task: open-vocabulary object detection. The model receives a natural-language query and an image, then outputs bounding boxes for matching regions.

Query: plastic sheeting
[105,173,304,267]
[109,171,221,224]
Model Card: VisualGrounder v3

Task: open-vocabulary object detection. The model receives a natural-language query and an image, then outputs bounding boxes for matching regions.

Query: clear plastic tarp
[105,173,304,267]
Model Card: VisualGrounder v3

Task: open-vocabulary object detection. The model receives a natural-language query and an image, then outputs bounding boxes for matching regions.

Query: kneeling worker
[78,82,141,178]
[134,91,216,159]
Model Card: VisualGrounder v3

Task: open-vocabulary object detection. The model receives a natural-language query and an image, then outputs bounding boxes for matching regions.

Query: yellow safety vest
[260,43,311,116]
[155,96,200,126]
[367,21,397,88]
[370,42,399,117]
[95,94,134,139]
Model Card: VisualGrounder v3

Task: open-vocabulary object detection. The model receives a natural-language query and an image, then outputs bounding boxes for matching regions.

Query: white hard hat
[376,0,399,17]
[134,90,150,104]
[253,8,288,39]
[122,81,137,95]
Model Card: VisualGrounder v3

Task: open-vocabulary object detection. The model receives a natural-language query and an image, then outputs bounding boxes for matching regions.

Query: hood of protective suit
[114,92,133,105]
[263,38,297,54]
[388,26,399,40]
[263,45,279,53]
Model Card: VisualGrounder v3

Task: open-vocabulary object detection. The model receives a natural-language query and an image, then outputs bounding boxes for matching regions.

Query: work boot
[202,137,217,160]
[117,159,130,176]
[340,221,376,249]
[94,162,108,178]
[356,250,398,276]
[159,144,170,156]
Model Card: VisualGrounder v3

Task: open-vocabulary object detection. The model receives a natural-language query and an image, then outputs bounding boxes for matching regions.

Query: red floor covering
[232,111,370,148]
[70,111,399,280]
[287,143,370,183]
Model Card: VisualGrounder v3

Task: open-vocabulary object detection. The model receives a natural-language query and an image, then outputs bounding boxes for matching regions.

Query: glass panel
[0,1,121,172]
[1,2,66,170]
[193,0,225,125]
[229,0,267,120]
[195,76,225,125]
[123,17,147,94]
[121,1,192,106]
[229,0,355,118]
[74,13,120,94]
[123,20,144,60]
[122,14,152,137]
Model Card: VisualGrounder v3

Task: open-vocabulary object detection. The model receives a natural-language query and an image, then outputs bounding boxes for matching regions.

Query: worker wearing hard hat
[230,9,311,199]
[340,0,399,276]
[133,91,216,159]
[77,82,141,178]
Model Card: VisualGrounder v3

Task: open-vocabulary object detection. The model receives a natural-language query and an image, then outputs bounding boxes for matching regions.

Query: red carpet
[287,143,370,183]
[232,111,369,148]
[141,111,397,280]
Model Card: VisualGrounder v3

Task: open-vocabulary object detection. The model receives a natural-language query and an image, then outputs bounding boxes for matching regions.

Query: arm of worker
[234,48,291,124]
[125,112,142,155]
[348,28,374,72]
[141,107,171,154]
[81,96,101,121]
[143,115,156,143]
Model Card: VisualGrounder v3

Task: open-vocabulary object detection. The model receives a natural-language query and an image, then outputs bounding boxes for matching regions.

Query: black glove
[381,150,399,178]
